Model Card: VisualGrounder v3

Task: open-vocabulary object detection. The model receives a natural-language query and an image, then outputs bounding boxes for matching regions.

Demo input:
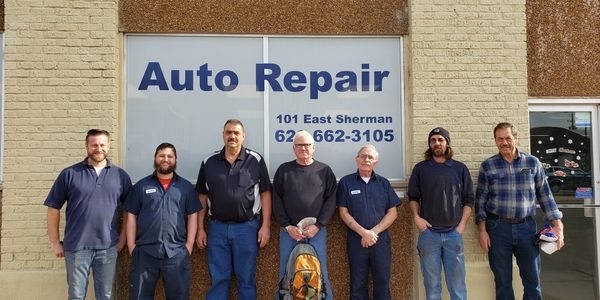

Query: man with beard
[407,127,474,300]
[126,143,201,300]
[196,119,272,300]
[44,129,132,300]
[476,122,564,300]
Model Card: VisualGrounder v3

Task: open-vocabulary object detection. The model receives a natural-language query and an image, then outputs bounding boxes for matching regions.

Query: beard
[432,147,445,157]
[88,151,107,163]
[154,161,176,175]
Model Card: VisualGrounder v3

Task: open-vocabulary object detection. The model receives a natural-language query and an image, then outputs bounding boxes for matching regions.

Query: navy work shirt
[196,147,272,222]
[44,159,132,251]
[125,172,201,259]
[337,171,401,230]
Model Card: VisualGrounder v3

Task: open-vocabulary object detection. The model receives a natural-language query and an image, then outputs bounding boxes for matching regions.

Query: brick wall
[1,0,121,270]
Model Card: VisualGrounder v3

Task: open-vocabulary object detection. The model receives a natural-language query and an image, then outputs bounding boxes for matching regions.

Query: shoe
[539,223,558,242]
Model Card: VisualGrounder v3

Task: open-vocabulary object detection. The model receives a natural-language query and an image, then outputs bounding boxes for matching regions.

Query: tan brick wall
[406,0,530,298]
[1,0,122,270]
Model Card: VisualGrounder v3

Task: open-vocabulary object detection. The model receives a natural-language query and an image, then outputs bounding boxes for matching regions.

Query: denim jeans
[347,231,391,300]
[206,218,260,300]
[486,217,541,300]
[64,245,118,300]
[129,246,191,300]
[416,229,467,300]
[278,227,333,300]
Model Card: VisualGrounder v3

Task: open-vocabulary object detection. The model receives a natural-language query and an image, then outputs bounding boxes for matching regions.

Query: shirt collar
[354,169,378,181]
[427,158,455,167]
[219,146,247,162]
[82,158,113,168]
[151,171,180,181]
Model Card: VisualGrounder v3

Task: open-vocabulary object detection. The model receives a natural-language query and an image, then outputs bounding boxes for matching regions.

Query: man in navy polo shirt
[408,127,474,300]
[126,142,201,300]
[196,119,272,300]
[337,144,401,300]
[45,129,132,300]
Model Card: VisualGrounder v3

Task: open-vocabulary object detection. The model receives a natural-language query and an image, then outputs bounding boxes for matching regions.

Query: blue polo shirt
[336,170,401,230]
[44,159,132,251]
[125,172,201,259]
[196,146,272,222]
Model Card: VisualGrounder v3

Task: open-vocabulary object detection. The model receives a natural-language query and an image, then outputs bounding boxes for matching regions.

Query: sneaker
[539,223,558,242]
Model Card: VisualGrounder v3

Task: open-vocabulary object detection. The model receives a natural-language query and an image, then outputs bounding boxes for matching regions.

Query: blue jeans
[64,245,118,300]
[417,229,467,300]
[129,247,191,300]
[278,227,333,300]
[486,217,541,300]
[347,231,391,300]
[206,218,260,300]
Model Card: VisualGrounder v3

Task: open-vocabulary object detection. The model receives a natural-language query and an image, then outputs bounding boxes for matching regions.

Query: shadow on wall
[115,204,414,299]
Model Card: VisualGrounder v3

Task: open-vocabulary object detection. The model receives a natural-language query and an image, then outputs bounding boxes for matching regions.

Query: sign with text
[125,35,403,182]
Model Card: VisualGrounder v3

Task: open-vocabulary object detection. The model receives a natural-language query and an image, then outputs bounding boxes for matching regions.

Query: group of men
[45,121,564,300]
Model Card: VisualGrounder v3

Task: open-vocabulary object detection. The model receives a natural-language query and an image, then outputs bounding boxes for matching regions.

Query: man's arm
[455,206,472,234]
[338,207,378,248]
[551,219,565,250]
[47,207,64,258]
[409,200,431,232]
[126,212,137,255]
[196,194,208,249]
[257,191,272,248]
[117,211,127,252]
[371,207,397,235]
[186,212,198,255]
[478,221,491,252]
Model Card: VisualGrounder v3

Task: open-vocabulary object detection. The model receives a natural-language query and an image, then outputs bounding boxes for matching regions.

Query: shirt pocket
[238,170,255,188]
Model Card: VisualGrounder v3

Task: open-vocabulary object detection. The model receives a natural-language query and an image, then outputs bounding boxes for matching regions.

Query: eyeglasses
[357,154,376,161]
[294,143,313,149]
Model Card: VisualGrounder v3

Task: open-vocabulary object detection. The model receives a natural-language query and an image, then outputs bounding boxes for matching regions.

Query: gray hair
[356,144,379,159]
[293,130,315,144]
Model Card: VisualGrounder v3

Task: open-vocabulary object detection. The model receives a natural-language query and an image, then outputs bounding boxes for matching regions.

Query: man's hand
[551,221,565,250]
[286,225,305,241]
[50,241,64,258]
[196,229,207,249]
[128,244,136,256]
[116,236,127,252]
[302,225,319,239]
[360,229,378,248]
[185,242,194,255]
[479,230,491,252]
[413,216,432,232]
[257,225,270,248]
[455,222,466,235]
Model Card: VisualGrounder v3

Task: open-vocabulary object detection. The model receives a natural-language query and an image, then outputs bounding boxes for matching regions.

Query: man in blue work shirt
[45,129,132,300]
[408,127,474,300]
[196,119,272,300]
[126,142,201,300]
[476,122,565,300]
[337,144,401,300]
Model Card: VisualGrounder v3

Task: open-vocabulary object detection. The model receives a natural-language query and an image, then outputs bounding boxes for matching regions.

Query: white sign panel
[125,35,403,182]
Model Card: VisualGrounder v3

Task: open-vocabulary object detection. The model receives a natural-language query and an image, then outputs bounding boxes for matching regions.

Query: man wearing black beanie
[407,127,474,300]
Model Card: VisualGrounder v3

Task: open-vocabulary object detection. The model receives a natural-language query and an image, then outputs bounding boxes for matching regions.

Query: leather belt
[487,212,533,224]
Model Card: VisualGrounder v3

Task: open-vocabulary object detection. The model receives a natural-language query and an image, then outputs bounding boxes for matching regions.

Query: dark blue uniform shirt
[196,146,272,222]
[44,159,132,251]
[125,172,201,259]
[337,171,401,230]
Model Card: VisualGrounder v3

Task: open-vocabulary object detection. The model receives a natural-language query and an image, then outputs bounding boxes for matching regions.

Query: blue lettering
[138,62,169,90]
[335,71,357,92]
[283,71,307,92]
[171,70,194,91]
[256,63,283,92]
[196,63,212,91]
[309,71,332,100]
[215,70,239,91]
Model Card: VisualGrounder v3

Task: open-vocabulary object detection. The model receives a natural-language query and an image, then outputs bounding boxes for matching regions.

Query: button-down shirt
[125,172,201,258]
[475,149,562,223]
[196,146,271,222]
[44,159,132,251]
[337,171,401,230]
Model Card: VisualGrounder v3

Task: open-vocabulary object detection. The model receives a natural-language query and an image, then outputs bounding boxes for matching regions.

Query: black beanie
[428,127,451,145]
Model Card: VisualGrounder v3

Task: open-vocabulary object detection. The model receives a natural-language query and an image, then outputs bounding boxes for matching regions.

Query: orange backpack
[279,242,326,300]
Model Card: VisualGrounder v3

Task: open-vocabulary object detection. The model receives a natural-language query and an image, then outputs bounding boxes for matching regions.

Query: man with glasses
[273,130,337,300]
[476,122,565,300]
[337,144,401,300]
[407,127,474,300]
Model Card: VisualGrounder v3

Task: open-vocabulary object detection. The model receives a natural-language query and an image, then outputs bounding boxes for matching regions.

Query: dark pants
[129,247,191,300]
[347,230,392,300]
